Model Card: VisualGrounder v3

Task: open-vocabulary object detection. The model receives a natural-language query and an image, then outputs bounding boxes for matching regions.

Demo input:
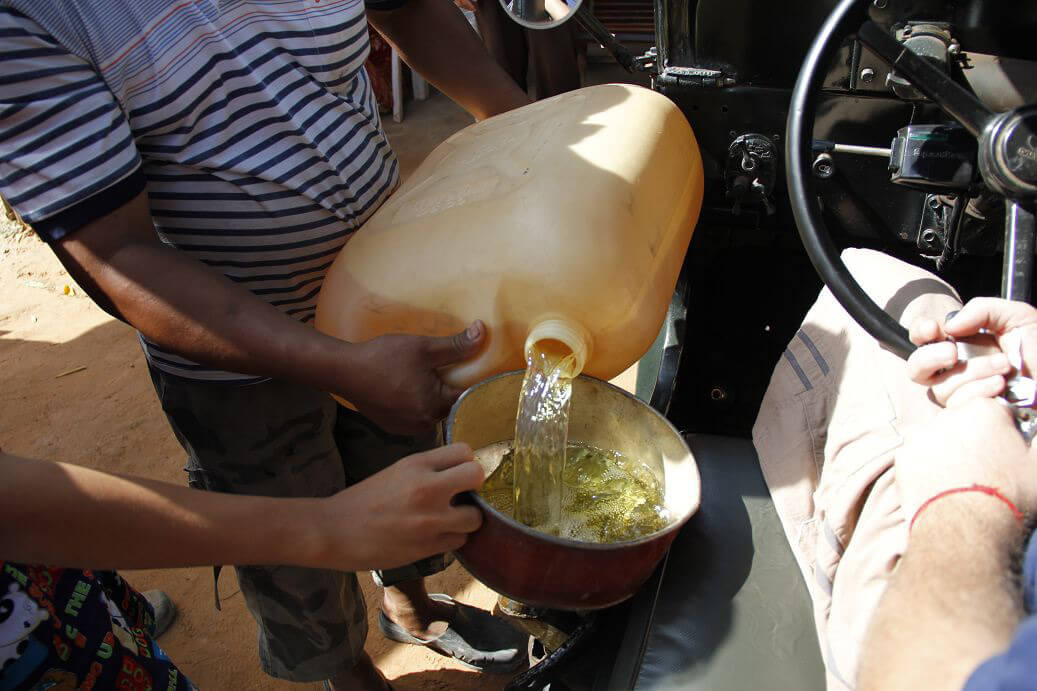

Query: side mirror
[500,0,582,29]
[500,0,638,74]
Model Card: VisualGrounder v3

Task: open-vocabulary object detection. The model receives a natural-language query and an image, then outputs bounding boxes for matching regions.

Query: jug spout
[524,318,591,375]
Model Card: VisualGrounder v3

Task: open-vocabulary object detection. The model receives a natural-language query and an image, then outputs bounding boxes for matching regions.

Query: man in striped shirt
[0,1,530,688]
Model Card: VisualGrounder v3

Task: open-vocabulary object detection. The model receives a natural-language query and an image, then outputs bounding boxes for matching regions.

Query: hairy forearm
[0,452,341,571]
[367,0,529,120]
[859,495,1024,691]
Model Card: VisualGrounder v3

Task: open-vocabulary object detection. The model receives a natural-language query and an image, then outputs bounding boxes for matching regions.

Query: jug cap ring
[524,318,591,373]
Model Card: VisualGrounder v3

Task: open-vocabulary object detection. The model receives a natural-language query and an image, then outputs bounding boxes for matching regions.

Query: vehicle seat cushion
[633,433,825,690]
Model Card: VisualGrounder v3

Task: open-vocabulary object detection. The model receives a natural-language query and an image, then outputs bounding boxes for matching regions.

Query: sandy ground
[0,92,516,691]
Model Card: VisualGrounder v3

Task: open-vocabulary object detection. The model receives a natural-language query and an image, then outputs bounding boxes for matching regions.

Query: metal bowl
[445,371,700,610]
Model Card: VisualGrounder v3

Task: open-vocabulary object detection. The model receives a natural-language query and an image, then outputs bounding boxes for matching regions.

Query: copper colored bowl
[445,371,700,610]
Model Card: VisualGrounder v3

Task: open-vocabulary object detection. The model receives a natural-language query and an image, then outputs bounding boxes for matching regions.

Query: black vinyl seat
[606,433,826,690]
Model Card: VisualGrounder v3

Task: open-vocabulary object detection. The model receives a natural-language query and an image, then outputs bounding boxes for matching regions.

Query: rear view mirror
[500,0,582,29]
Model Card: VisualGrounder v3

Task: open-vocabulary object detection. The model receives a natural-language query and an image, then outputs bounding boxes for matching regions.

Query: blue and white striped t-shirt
[0,0,400,381]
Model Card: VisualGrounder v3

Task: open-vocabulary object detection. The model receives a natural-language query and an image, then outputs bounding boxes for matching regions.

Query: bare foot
[381,579,454,639]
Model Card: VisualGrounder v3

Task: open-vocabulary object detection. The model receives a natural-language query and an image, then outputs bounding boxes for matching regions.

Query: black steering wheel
[786,0,1037,359]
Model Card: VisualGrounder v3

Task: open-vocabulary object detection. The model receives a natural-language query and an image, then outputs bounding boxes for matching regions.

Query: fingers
[435,379,465,415]
[927,355,1011,406]
[943,374,1008,408]
[909,317,946,347]
[431,378,467,424]
[454,0,477,10]
[441,504,483,533]
[908,340,959,384]
[944,297,1037,339]
[941,298,1037,377]
[434,459,485,493]
[423,320,486,368]
[435,533,470,554]
[414,443,474,471]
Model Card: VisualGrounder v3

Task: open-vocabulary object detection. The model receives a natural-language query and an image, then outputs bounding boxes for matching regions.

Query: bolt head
[813,154,835,179]
[860,67,875,83]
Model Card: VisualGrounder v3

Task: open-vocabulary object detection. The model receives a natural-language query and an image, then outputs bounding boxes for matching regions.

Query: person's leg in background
[527,24,580,99]
[753,248,965,690]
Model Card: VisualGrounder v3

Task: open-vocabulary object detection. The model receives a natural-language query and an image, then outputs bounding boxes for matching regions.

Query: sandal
[378,593,529,674]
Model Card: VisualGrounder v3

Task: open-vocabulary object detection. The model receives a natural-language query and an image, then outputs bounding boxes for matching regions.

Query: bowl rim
[444,369,701,551]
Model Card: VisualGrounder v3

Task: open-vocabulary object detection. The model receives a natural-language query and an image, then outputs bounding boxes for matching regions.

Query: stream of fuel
[476,342,672,543]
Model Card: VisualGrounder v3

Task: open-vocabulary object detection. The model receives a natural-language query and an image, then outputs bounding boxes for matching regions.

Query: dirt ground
[0,92,518,691]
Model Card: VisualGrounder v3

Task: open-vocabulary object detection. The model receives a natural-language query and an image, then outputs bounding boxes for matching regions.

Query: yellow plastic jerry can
[316,83,704,389]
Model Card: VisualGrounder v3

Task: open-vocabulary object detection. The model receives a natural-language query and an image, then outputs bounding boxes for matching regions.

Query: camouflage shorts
[148,365,450,682]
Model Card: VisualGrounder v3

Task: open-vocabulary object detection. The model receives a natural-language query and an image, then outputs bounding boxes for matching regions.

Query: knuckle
[408,483,435,506]
[979,357,1004,375]
[405,452,430,470]
[446,442,473,459]
[413,514,438,534]
[463,461,485,486]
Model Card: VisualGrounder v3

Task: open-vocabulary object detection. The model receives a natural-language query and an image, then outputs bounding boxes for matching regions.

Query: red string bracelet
[909,484,1025,533]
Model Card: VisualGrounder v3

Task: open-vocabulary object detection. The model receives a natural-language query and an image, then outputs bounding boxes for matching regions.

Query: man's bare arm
[51,190,484,434]
[858,494,1025,691]
[367,0,530,120]
[54,191,354,387]
[0,446,483,572]
[859,399,1037,690]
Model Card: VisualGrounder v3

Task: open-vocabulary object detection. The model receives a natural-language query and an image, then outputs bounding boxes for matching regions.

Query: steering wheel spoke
[1003,201,1037,301]
[856,21,993,137]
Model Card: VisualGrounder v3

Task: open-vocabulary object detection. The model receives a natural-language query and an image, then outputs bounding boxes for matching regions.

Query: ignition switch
[725,134,778,215]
